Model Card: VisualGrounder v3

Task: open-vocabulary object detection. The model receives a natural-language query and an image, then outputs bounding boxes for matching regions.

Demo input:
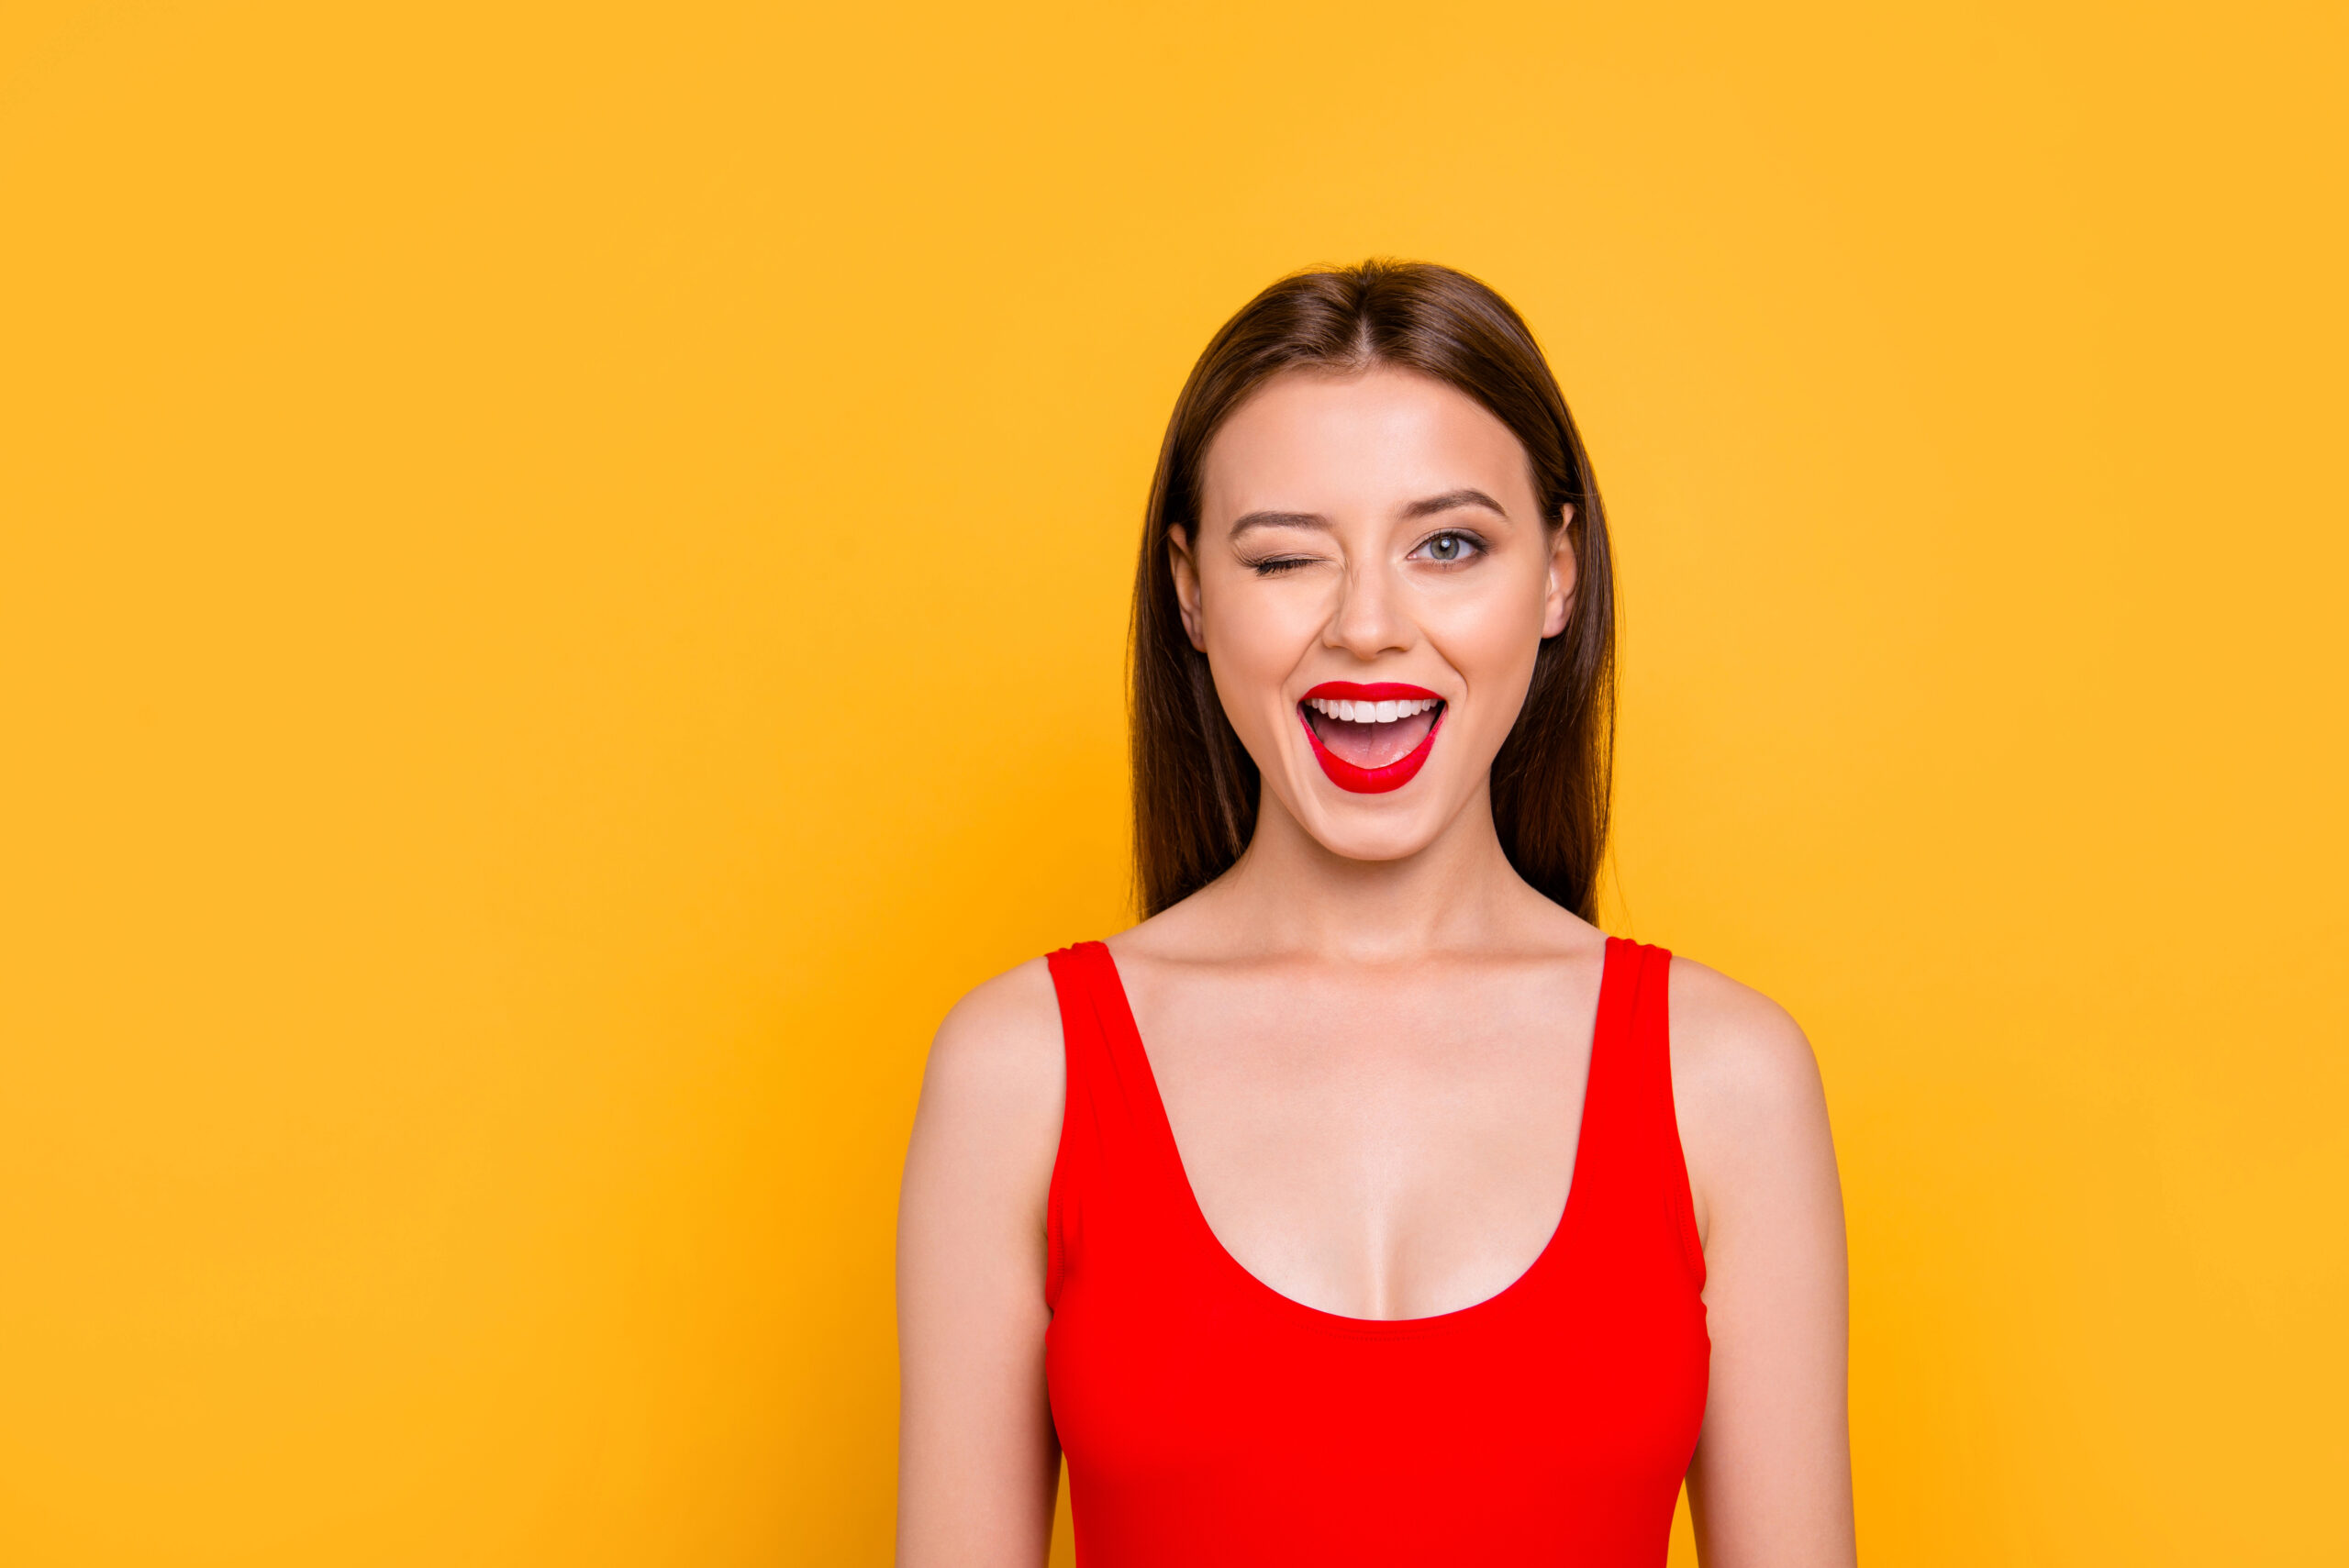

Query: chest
[1117,963,1601,1320]
[1040,937,1710,1565]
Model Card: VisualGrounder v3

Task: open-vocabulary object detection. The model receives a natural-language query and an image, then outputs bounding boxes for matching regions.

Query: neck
[1208,782,1531,963]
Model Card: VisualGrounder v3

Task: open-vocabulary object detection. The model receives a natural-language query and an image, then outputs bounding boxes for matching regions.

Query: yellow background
[3,2,2343,1563]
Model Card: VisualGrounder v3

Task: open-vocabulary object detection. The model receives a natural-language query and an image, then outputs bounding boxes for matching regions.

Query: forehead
[1199,366,1533,522]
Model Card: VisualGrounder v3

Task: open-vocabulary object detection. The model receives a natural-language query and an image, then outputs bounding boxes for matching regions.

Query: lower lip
[1298,705,1445,795]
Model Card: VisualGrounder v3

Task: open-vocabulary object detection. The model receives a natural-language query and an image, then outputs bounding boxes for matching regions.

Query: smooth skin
[897,367,1855,1567]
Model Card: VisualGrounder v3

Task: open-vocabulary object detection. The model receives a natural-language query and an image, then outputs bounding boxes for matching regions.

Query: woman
[897,261,1854,1566]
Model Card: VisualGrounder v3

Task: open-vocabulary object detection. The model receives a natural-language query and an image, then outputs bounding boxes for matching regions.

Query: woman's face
[1172,366,1575,866]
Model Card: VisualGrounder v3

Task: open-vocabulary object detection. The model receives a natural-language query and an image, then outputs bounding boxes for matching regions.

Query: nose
[1322,556,1414,661]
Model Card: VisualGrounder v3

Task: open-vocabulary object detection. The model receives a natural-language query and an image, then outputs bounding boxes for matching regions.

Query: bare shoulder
[1664,955,1838,1239]
[896,956,1066,1502]
[901,955,1066,1240]
[1667,955,1822,1115]
[918,955,1064,1131]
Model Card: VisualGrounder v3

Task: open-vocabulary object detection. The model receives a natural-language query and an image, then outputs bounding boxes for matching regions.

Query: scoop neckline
[1085,936,1625,1339]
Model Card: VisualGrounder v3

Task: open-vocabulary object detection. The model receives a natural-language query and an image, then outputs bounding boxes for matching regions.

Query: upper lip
[1300,682,1442,702]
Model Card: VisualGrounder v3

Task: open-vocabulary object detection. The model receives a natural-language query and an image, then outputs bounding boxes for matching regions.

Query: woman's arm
[896,959,1066,1567]
[1670,958,1857,1567]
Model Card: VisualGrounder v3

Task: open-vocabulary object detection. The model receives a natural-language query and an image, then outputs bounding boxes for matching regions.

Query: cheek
[1425,578,1548,706]
[1201,580,1324,706]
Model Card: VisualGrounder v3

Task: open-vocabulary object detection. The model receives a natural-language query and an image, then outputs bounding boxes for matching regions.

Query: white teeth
[1306,696,1440,721]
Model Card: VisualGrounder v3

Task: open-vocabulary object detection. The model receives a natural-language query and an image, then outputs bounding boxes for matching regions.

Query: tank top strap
[1043,940,1168,1309]
[1576,938,1707,1286]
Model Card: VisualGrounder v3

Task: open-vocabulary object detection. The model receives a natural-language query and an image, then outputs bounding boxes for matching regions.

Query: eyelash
[1241,530,1488,577]
[1410,529,1486,565]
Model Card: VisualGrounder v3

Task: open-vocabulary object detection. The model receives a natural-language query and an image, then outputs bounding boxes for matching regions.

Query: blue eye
[1417,531,1482,563]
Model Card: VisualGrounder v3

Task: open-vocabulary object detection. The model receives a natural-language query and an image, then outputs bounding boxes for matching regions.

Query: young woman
[896,261,1854,1567]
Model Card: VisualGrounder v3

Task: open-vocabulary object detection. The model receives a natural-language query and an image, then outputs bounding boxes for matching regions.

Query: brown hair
[1130,260,1617,918]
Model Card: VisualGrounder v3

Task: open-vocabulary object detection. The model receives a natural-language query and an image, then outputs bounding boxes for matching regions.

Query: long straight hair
[1130,260,1617,919]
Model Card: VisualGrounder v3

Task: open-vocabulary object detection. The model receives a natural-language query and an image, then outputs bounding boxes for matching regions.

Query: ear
[1541,506,1577,639]
[1168,525,1208,651]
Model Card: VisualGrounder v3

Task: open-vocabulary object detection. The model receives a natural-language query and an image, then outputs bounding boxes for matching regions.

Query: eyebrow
[1400,487,1509,521]
[1229,509,1330,539]
[1227,489,1508,539]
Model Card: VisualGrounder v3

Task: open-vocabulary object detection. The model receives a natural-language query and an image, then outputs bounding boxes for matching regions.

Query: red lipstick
[1297,681,1445,795]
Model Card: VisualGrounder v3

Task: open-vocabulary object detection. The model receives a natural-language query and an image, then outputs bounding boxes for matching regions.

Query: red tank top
[1041,937,1709,1565]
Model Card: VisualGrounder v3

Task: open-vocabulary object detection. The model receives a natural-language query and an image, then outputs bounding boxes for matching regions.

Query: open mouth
[1297,682,1446,794]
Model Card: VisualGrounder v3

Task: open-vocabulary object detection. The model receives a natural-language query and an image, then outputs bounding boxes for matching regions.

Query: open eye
[1411,530,1485,565]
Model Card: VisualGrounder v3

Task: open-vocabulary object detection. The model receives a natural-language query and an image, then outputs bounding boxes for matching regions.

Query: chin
[1308,823,1448,864]
[1286,784,1464,865]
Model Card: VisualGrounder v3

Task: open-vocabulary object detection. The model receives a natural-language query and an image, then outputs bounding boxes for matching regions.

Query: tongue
[1309,706,1436,768]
